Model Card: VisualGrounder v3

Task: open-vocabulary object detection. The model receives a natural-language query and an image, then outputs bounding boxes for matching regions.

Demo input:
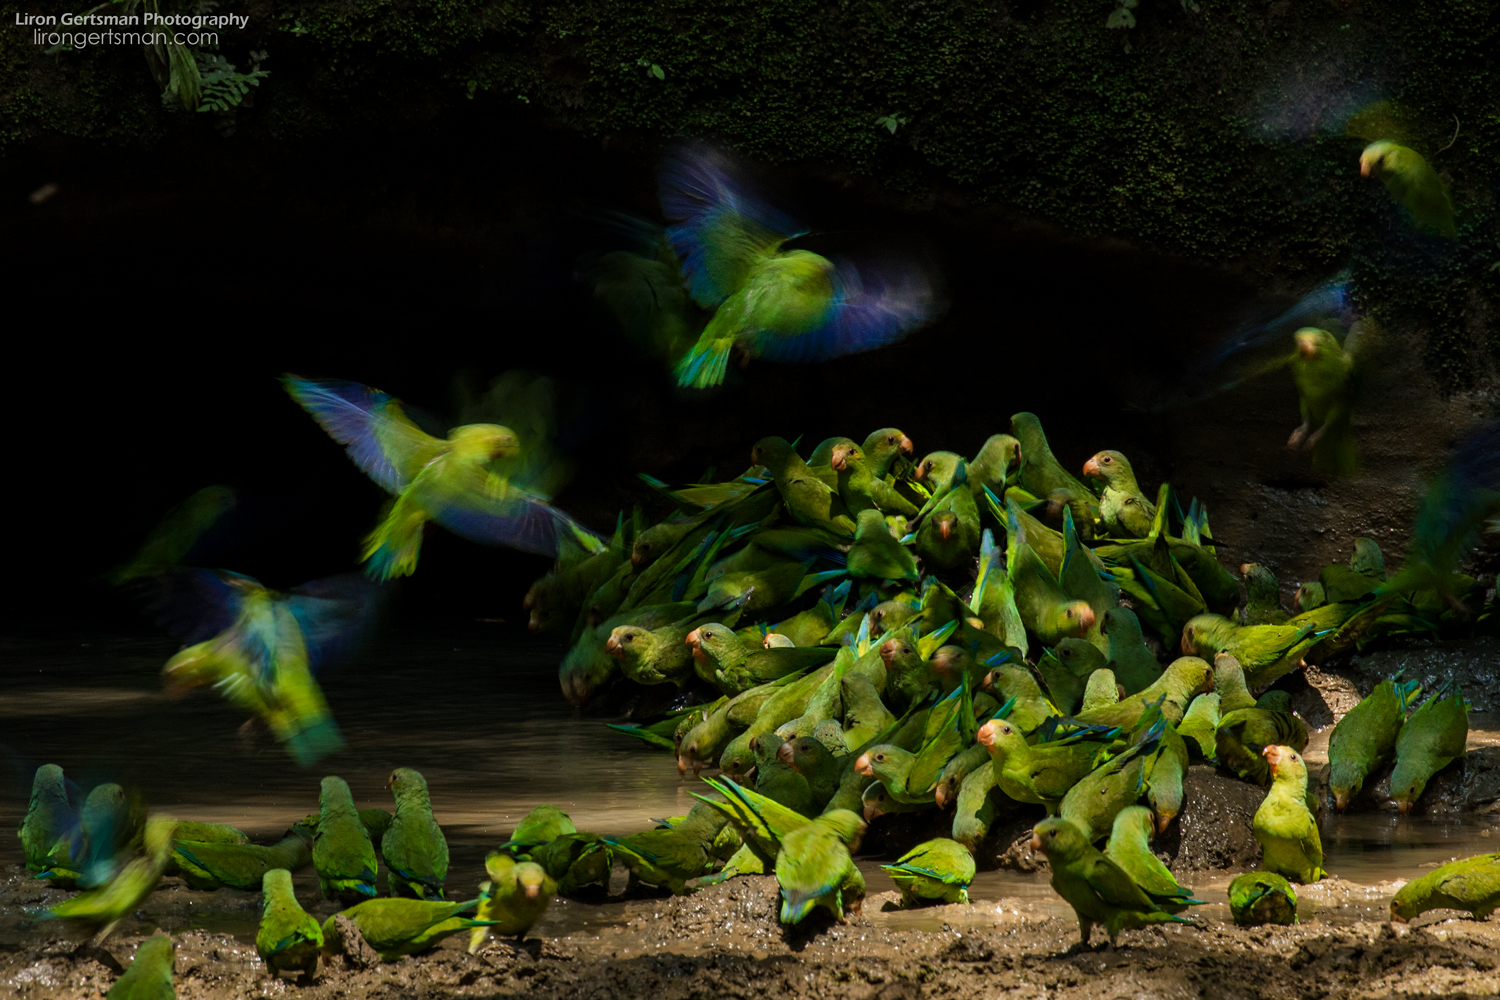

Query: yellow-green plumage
[1251,746,1325,884]
[1390,853,1500,922]
[1390,687,1469,815]
[313,776,378,903]
[173,832,312,891]
[48,814,177,942]
[775,809,866,924]
[469,853,556,953]
[256,868,322,978]
[1327,675,1419,812]
[322,897,490,961]
[19,764,77,876]
[1103,806,1201,914]
[1229,872,1297,926]
[383,767,449,899]
[1360,141,1455,237]
[106,934,175,1000]
[879,838,975,907]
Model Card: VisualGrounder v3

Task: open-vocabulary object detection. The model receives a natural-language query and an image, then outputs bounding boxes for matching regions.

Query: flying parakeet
[1359,141,1455,237]
[285,375,602,578]
[47,814,177,942]
[658,148,934,388]
[775,808,867,924]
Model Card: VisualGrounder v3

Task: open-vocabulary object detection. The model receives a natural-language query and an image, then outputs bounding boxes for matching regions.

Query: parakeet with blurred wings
[658,148,935,388]
[284,376,603,579]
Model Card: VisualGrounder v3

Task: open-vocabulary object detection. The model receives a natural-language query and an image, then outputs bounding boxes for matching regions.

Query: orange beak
[1239,563,1251,577]
[899,435,914,455]
[938,519,952,541]
[1360,159,1371,177]
[777,742,797,769]
[854,753,875,777]
[605,635,623,658]
[1028,833,1043,852]
[976,720,998,748]
[1076,607,1097,634]
[1082,456,1102,478]
[523,884,540,900]
[1180,630,1194,654]
[879,638,899,663]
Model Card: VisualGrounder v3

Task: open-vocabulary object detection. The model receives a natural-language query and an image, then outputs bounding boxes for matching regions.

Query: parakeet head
[1350,538,1386,577]
[781,736,832,775]
[631,524,679,568]
[930,645,972,683]
[1169,656,1215,695]
[1359,141,1399,178]
[1294,582,1326,612]
[1262,745,1308,785]
[933,511,959,541]
[605,626,650,662]
[879,636,915,664]
[516,861,550,899]
[865,427,914,457]
[853,746,902,780]
[1294,327,1337,360]
[749,437,795,472]
[1056,601,1096,638]
[1328,762,1364,813]
[1110,804,1154,844]
[263,866,296,898]
[1180,614,1228,655]
[853,508,887,538]
[1081,450,1130,483]
[1212,653,1247,690]
[763,633,795,648]
[1101,606,1142,640]
[1029,817,1087,861]
[869,602,913,637]
[976,718,1021,755]
[484,850,516,882]
[451,422,521,460]
[386,767,430,803]
[861,782,893,823]
[1056,638,1099,672]
[830,444,863,472]
[914,451,959,483]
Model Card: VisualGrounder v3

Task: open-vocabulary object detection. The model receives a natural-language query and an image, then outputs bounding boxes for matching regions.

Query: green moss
[1,0,1495,381]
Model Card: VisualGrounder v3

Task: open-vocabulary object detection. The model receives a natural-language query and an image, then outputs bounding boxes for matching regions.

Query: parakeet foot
[1287,424,1311,450]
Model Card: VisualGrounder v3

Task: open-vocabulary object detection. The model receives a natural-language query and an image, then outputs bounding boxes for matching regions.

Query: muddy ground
[5,871,1500,1000]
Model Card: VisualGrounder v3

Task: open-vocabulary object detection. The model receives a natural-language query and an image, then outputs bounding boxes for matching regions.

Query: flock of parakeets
[19,763,564,991]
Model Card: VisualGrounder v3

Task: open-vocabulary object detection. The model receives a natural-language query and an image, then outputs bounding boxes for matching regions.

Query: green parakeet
[322,897,491,962]
[285,376,602,578]
[20,764,78,878]
[687,622,833,694]
[847,509,920,581]
[141,565,382,767]
[173,832,312,891]
[752,733,820,816]
[1180,614,1318,690]
[606,801,728,893]
[842,671,898,749]
[1082,451,1154,538]
[1072,656,1212,730]
[1059,719,1161,842]
[981,660,1058,734]
[658,149,934,388]
[48,814,176,942]
[750,437,855,534]
[1102,806,1202,913]
[470,852,555,952]
[498,805,577,854]
[1030,817,1193,949]
[606,617,701,687]
[977,717,1109,813]
[1081,669,1120,713]
[1103,607,1163,695]
[1251,745,1325,884]
[880,838,976,907]
[1390,853,1500,922]
[1359,141,1455,237]
[780,735,843,809]
[526,833,614,896]
[313,776,378,903]
[775,808,867,924]
[106,933,175,1000]
[169,821,249,845]
[1390,685,1469,815]
[1229,871,1298,927]
[834,446,919,517]
[1215,703,1308,789]
[1327,673,1421,812]
[1239,563,1288,625]
[1006,499,1096,645]
[853,745,932,806]
[1036,640,1103,716]
[1286,328,1359,477]
[383,767,449,899]
[1176,693,1220,760]
[968,434,1022,496]
[914,485,981,572]
[1011,413,1101,532]
[583,212,699,364]
[256,868,323,978]
[862,427,915,478]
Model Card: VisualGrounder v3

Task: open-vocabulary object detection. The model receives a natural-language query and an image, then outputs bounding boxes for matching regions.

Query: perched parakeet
[753,733,820,816]
[1215,700,1308,789]
[256,868,323,978]
[527,833,614,896]
[498,805,577,854]
[1180,614,1317,691]
[322,897,491,962]
[862,427,915,478]
[1059,720,1161,842]
[1239,563,1288,626]
[915,485,981,572]
[1006,499,1096,645]
[688,622,834,694]
[141,567,379,767]
[1327,674,1421,812]
[1390,686,1469,815]
[173,832,312,891]
[967,434,1022,496]
[106,933,175,1000]
[1390,853,1500,922]
[780,736,843,809]
[1229,871,1298,927]
[1102,806,1202,913]
[1252,746,1325,884]
[834,445,919,517]
[880,838,975,907]
[1102,607,1163,696]
[842,671,898,750]
[659,149,933,388]
[606,801,729,893]
[47,814,177,942]
[1072,656,1212,730]
[1176,692,1220,760]
[1011,413,1100,531]
[847,509,919,581]
[977,717,1109,813]
[775,808,866,924]
[18,764,77,876]
[1359,141,1455,237]
[312,776,378,903]
[1082,451,1154,538]
[285,376,602,578]
[383,767,449,899]
[750,437,855,535]
[470,852,556,952]
[1081,669,1120,713]
[1030,817,1193,948]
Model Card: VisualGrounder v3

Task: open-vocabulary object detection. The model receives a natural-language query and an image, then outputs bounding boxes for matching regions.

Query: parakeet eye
[887,436,896,444]
[874,753,885,762]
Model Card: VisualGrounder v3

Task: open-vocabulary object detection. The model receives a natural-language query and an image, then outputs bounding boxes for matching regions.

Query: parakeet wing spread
[415,464,605,559]
[749,257,934,364]
[283,376,444,494]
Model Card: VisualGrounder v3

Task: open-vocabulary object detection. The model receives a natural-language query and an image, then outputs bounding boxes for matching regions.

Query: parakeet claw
[1287,424,1311,450]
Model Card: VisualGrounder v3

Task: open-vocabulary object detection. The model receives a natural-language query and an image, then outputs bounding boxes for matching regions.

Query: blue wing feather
[750,257,933,364]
